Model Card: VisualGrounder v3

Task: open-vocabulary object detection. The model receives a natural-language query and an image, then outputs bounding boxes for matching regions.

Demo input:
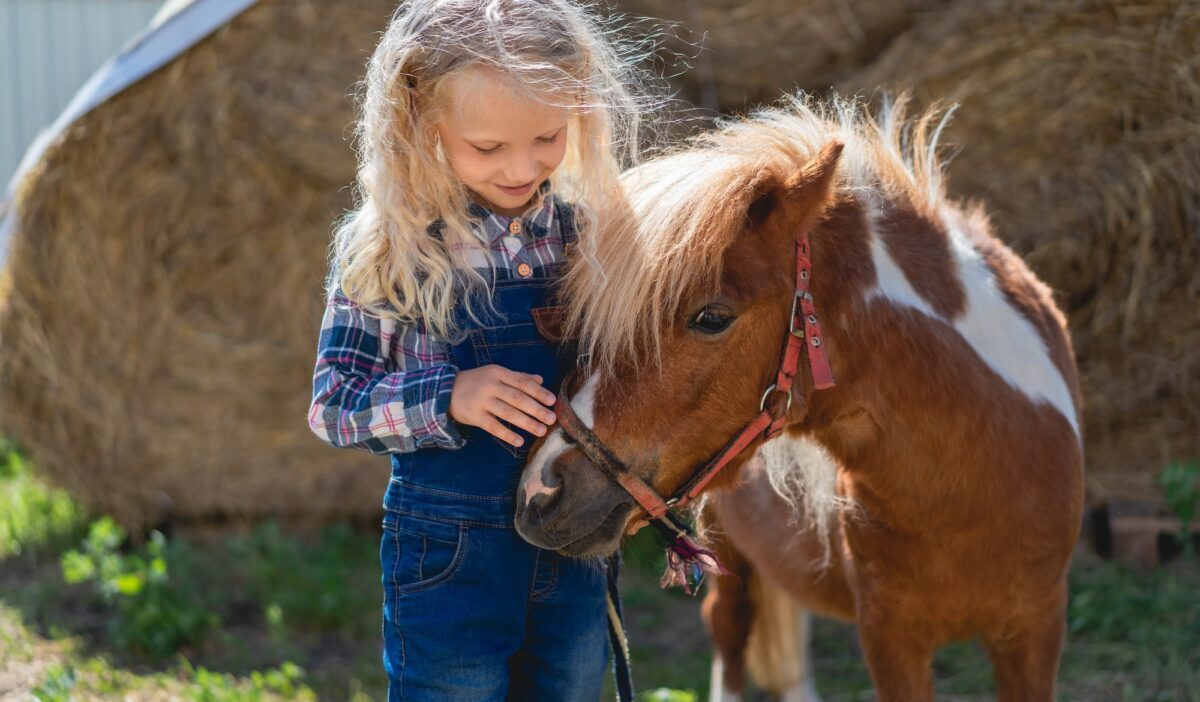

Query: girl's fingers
[488,398,548,437]
[481,417,524,448]
[495,381,557,426]
[500,369,557,407]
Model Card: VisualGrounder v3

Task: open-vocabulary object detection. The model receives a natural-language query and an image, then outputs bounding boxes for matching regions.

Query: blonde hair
[330,0,657,340]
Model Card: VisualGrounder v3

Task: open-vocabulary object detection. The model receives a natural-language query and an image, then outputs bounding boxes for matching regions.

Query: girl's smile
[496,180,536,197]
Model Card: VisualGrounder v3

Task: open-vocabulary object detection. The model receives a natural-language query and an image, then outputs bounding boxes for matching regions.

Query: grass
[1,441,1198,701]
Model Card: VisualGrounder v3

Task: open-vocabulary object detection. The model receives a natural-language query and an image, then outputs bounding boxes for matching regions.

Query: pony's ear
[783,140,844,216]
[743,169,784,229]
[743,141,844,232]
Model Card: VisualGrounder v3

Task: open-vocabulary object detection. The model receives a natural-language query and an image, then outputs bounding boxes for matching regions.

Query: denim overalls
[379,260,610,701]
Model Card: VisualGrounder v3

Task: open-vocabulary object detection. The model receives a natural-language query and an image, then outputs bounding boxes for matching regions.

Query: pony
[513,94,1084,702]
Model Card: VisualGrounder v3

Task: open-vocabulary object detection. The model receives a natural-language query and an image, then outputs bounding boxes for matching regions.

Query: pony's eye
[689,305,735,334]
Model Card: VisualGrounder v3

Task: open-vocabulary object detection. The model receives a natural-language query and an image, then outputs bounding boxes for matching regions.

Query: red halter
[553,229,835,520]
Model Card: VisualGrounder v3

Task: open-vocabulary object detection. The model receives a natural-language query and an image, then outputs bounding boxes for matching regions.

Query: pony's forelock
[563,93,955,376]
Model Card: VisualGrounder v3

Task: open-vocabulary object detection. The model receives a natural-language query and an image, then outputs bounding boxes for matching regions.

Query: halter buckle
[789,291,814,335]
[759,383,793,415]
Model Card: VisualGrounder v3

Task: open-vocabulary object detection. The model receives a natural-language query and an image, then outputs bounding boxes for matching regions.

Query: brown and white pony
[514,96,1084,702]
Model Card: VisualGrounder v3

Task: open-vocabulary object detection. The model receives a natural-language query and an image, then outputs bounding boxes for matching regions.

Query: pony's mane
[561,93,955,374]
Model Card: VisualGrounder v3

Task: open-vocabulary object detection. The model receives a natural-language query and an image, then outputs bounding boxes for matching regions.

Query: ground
[1,444,1197,702]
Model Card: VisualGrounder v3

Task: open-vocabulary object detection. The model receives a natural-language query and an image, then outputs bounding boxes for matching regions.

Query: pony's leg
[743,573,822,702]
[984,580,1067,702]
[702,567,753,702]
[701,544,823,702]
[699,503,754,702]
[856,611,936,702]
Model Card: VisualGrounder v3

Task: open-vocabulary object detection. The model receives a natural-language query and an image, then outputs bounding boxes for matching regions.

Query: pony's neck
[798,192,979,512]
[795,189,1080,524]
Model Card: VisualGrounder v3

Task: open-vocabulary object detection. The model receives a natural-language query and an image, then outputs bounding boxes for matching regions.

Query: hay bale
[0,0,400,532]
[843,0,1200,502]
[612,0,952,111]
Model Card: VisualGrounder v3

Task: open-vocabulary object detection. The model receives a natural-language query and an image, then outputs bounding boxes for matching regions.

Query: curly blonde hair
[330,0,657,340]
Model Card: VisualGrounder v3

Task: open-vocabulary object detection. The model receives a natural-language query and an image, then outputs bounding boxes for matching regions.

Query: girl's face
[435,67,571,216]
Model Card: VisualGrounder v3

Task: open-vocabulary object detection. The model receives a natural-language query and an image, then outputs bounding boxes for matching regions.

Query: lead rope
[605,553,635,702]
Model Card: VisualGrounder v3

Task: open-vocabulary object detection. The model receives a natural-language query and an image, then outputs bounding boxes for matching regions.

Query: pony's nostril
[528,489,559,515]
[544,463,564,490]
[522,463,563,516]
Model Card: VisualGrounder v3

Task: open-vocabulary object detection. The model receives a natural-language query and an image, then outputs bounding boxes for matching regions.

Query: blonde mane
[561,93,955,374]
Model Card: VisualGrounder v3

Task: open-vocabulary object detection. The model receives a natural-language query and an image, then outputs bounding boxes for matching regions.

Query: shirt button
[508,220,523,235]
[517,263,532,278]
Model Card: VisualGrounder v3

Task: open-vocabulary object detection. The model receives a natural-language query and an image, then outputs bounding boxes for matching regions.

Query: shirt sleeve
[306,285,466,453]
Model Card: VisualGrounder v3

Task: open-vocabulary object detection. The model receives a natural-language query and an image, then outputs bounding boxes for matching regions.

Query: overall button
[508,219,523,235]
[517,262,533,278]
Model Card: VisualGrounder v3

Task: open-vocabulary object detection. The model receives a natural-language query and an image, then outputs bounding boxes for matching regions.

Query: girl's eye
[689,305,735,334]
[537,132,561,145]
[473,144,501,155]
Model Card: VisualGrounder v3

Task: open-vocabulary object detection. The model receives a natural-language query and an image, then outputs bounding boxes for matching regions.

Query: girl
[306,1,651,699]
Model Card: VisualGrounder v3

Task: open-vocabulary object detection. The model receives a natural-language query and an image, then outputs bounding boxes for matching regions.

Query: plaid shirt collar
[465,180,558,244]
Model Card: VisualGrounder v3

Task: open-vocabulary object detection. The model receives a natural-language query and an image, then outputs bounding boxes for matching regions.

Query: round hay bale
[842,0,1200,502]
[0,0,401,532]
[612,0,952,110]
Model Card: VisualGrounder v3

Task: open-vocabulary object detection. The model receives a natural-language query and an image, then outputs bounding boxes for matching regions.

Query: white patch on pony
[863,205,1080,437]
[572,372,599,426]
[521,430,565,507]
[782,607,822,702]
[708,656,741,702]
[520,373,600,508]
[781,681,822,702]
[757,436,847,566]
[864,227,939,319]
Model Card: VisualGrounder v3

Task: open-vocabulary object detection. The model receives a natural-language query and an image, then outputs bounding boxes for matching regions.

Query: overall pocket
[381,511,468,596]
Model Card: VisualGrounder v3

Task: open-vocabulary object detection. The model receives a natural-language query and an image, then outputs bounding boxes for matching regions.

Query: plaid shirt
[307,193,577,454]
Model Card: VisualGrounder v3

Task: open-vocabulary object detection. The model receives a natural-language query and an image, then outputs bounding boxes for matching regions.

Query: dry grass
[612,0,952,111]
[0,0,401,531]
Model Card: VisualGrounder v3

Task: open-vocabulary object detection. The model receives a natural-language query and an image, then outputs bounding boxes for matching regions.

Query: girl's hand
[449,366,558,448]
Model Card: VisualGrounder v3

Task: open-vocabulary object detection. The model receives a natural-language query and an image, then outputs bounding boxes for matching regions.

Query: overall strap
[555,197,581,252]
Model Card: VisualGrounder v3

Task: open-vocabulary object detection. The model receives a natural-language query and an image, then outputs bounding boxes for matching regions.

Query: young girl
[306,1,650,699]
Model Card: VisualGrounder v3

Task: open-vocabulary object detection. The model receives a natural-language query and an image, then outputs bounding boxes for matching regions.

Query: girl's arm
[306,285,465,454]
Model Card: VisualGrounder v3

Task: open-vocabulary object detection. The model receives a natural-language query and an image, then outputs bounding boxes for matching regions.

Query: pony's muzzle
[515,446,633,557]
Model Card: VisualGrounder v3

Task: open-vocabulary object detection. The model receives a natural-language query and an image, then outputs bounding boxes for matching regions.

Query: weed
[637,689,698,702]
[60,518,220,659]
[182,661,315,702]
[0,443,85,559]
[31,663,78,702]
[1159,459,1200,557]
[229,520,378,634]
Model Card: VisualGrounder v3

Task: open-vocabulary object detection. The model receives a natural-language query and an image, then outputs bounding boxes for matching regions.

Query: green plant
[183,661,315,702]
[637,689,698,702]
[1159,459,1200,557]
[230,520,377,633]
[60,518,220,659]
[31,663,78,702]
[0,443,85,559]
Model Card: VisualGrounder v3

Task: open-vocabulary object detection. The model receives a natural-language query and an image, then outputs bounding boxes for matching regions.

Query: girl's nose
[503,150,539,184]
